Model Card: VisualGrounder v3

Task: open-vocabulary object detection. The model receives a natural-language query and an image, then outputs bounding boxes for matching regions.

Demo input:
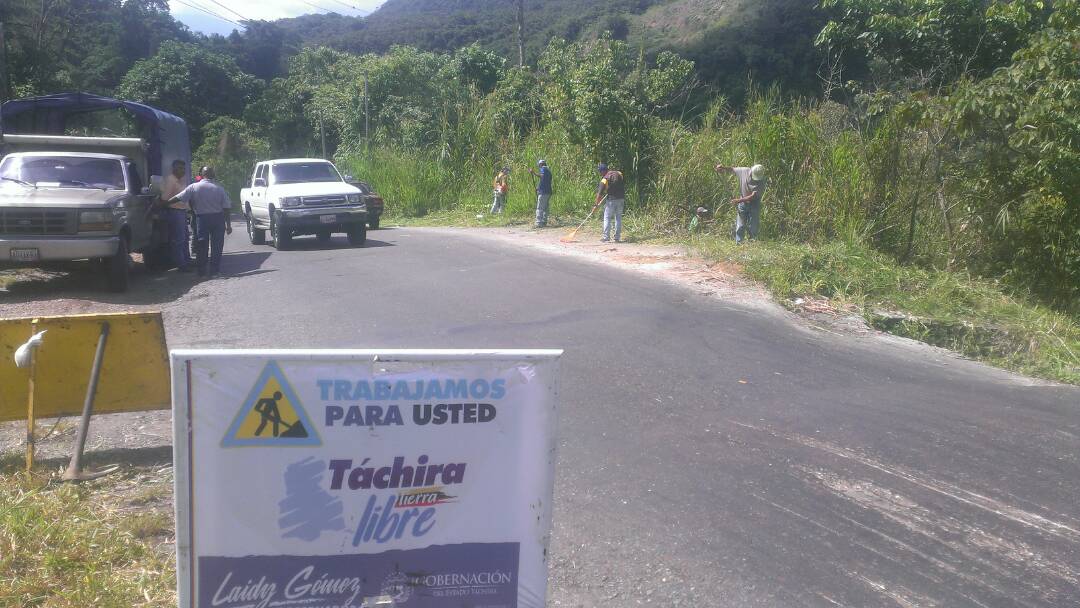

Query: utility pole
[363,73,369,157]
[516,0,524,68]
[320,116,327,159]
[0,21,9,103]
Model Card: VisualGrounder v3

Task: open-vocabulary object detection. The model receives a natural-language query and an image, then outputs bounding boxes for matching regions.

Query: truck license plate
[10,248,39,262]
[319,215,336,224]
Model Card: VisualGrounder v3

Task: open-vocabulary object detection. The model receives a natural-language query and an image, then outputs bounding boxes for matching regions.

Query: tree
[946,0,1080,309]
[490,67,542,136]
[449,43,505,95]
[816,0,1050,91]
[117,41,262,142]
[0,0,189,97]
[538,35,693,170]
[194,116,270,201]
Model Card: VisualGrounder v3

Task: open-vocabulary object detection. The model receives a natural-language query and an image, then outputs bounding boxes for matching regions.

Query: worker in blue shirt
[529,159,553,228]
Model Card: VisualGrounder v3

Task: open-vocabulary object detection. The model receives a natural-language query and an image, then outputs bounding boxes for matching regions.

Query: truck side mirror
[253,177,267,187]
[344,175,355,182]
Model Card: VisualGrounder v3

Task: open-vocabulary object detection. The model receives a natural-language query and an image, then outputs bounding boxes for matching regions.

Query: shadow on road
[0,261,204,305]
[282,236,395,250]
[219,250,273,276]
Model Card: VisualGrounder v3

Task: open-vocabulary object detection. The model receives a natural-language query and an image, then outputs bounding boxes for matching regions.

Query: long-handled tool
[62,321,119,482]
[561,195,606,243]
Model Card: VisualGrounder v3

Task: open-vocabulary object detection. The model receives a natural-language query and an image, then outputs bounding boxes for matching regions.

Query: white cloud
[169,0,383,34]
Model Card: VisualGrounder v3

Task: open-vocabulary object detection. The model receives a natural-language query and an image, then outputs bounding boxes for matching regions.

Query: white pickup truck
[241,158,368,250]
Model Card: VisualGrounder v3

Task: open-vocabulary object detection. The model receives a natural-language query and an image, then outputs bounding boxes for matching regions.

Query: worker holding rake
[595,163,625,243]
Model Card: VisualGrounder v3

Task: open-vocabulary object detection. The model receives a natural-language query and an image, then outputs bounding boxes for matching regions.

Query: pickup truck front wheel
[105,237,130,292]
[347,224,367,247]
[247,211,266,245]
[271,213,291,250]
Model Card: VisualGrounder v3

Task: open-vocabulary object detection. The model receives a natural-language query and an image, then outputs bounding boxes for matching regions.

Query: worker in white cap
[715,163,765,243]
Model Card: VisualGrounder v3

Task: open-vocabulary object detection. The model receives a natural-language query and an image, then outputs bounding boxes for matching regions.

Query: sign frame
[172,348,562,608]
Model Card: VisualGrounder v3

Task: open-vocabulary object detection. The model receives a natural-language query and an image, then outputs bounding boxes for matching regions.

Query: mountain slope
[265,0,825,100]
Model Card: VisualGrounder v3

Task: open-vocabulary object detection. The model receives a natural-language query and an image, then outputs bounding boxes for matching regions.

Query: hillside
[267,0,825,98]
[274,0,660,59]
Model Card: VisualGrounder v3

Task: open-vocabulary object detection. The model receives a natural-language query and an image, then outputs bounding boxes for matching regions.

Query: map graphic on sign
[222,362,321,447]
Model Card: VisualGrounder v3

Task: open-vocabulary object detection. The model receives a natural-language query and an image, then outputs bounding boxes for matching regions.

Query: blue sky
[169,0,382,35]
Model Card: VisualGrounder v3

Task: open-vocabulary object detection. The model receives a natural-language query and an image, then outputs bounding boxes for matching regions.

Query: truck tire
[369,215,380,230]
[271,214,291,250]
[247,210,266,245]
[347,224,367,247]
[106,237,130,292]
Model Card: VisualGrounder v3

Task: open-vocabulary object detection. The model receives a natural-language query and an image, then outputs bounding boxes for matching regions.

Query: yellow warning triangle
[222,362,321,447]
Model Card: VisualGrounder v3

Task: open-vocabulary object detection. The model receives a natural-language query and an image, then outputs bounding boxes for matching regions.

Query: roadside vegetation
[693,239,1080,384]
[0,462,175,607]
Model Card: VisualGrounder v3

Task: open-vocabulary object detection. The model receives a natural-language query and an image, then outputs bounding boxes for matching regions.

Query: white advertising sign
[171,350,561,608]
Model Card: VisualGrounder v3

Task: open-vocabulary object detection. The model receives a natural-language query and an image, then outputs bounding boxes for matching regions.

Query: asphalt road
[6,226,1080,607]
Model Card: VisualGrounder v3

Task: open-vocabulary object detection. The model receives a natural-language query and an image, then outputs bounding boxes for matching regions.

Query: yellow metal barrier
[0,312,170,469]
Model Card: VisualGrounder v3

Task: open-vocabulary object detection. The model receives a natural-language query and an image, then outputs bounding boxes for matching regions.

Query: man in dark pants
[529,159,553,228]
[160,159,192,271]
[169,166,232,277]
[595,163,625,242]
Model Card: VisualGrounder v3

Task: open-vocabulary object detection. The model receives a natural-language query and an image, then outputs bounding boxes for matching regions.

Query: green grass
[689,236,1080,384]
[0,467,175,608]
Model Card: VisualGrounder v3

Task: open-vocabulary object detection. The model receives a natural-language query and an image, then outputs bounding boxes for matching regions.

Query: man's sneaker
[600,237,610,242]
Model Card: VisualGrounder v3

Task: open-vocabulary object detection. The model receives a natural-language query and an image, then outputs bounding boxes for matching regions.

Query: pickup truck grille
[0,208,76,235]
[302,195,348,206]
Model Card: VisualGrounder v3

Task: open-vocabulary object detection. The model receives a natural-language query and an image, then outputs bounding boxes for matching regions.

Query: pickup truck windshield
[0,155,126,190]
[271,162,342,184]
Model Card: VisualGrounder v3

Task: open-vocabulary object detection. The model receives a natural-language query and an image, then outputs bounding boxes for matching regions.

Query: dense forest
[0,0,1077,314]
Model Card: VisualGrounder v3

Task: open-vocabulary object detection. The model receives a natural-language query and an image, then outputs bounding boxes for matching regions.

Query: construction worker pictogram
[222,362,321,447]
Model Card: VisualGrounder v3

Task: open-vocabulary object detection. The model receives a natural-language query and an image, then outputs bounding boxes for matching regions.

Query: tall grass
[340,92,937,257]
[339,124,615,223]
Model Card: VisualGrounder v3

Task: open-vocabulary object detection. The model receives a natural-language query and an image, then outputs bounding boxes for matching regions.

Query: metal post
[62,321,118,482]
[363,74,369,157]
[25,336,37,472]
[516,0,525,68]
[0,22,9,103]
[320,116,327,160]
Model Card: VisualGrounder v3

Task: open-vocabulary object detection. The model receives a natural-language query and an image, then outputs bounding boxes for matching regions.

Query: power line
[297,0,354,15]
[171,0,244,28]
[201,0,251,22]
[326,0,367,14]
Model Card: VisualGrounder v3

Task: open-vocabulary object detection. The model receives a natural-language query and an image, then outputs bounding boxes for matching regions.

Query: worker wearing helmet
[715,163,765,243]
